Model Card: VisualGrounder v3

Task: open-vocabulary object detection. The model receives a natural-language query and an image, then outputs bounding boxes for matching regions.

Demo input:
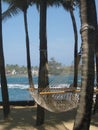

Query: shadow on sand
[0,105,98,130]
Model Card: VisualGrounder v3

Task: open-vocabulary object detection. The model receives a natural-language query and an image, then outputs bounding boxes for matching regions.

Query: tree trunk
[70,9,78,88]
[94,24,98,114]
[23,10,34,88]
[36,0,49,126]
[0,0,10,119]
[73,0,96,130]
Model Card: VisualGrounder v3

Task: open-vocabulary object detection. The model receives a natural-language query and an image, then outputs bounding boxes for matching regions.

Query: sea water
[0,75,81,101]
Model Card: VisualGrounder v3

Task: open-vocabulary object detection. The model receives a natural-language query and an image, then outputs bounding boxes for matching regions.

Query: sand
[0,105,98,130]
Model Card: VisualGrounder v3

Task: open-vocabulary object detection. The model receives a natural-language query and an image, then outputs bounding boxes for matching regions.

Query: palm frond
[2,5,21,21]
[62,0,74,11]
[2,0,12,4]
[3,0,34,12]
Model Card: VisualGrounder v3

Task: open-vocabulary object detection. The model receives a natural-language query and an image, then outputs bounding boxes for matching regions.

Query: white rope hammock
[30,86,98,113]
[29,52,98,113]
[29,52,98,112]
[29,78,80,113]
[29,53,81,113]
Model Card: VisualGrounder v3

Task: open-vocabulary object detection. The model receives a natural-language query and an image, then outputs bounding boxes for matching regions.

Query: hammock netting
[29,54,98,113]
[30,88,79,113]
[30,75,80,113]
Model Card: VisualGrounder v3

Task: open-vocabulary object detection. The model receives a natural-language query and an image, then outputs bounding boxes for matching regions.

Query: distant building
[12,69,17,75]
[32,69,38,76]
[6,70,11,75]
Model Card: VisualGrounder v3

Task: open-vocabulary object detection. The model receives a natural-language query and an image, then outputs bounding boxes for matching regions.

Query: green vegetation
[5,64,38,75]
[5,57,81,76]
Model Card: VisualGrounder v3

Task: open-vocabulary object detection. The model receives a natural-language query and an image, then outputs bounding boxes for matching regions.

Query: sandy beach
[0,105,98,130]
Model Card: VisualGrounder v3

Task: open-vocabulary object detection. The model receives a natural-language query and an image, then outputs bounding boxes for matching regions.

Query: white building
[32,69,38,76]
[12,69,17,75]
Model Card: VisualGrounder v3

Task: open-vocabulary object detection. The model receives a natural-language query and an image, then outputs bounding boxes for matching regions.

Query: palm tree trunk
[36,0,49,126]
[94,24,98,114]
[62,2,78,88]
[73,0,96,130]
[70,9,78,88]
[0,0,10,119]
[23,10,34,88]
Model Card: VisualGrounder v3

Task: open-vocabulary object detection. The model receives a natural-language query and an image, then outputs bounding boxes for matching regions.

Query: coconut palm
[2,0,34,88]
[35,0,67,125]
[62,0,78,88]
[36,0,49,125]
[35,0,61,125]
[36,0,79,125]
[0,0,10,119]
[94,24,98,114]
[73,0,97,129]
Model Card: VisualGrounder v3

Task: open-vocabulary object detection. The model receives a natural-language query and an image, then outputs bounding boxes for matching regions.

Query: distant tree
[48,57,63,75]
[0,0,10,119]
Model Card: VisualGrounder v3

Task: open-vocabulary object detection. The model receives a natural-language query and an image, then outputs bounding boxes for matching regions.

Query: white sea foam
[8,84,29,89]
[0,83,70,89]
[0,84,39,89]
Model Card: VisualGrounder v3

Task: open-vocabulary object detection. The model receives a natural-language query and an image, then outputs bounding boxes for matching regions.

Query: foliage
[5,57,81,76]
[48,57,64,75]
[2,0,34,21]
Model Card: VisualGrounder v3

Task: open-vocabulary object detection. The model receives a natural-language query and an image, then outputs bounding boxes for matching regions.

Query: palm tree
[35,0,60,125]
[62,0,78,88]
[36,0,49,125]
[0,0,10,119]
[35,0,64,125]
[36,0,78,125]
[94,24,98,114]
[73,0,97,130]
[2,0,34,88]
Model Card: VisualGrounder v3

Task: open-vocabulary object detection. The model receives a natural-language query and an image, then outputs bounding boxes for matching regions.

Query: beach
[0,76,97,130]
[0,105,98,130]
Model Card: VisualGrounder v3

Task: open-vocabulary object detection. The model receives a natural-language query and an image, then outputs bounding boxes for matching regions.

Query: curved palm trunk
[94,24,98,114]
[73,0,96,130]
[36,0,49,126]
[23,10,34,88]
[70,9,78,88]
[0,0,10,119]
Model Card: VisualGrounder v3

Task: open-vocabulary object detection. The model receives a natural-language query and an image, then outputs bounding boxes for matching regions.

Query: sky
[2,1,98,67]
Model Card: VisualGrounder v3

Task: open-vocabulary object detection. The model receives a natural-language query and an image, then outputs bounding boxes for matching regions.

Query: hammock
[29,84,80,113]
[30,86,98,113]
[29,53,81,113]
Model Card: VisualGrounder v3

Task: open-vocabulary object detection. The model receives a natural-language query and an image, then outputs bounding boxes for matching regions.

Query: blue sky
[2,1,98,67]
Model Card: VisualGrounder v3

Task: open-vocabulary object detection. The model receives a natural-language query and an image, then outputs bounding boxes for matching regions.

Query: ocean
[0,75,81,101]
